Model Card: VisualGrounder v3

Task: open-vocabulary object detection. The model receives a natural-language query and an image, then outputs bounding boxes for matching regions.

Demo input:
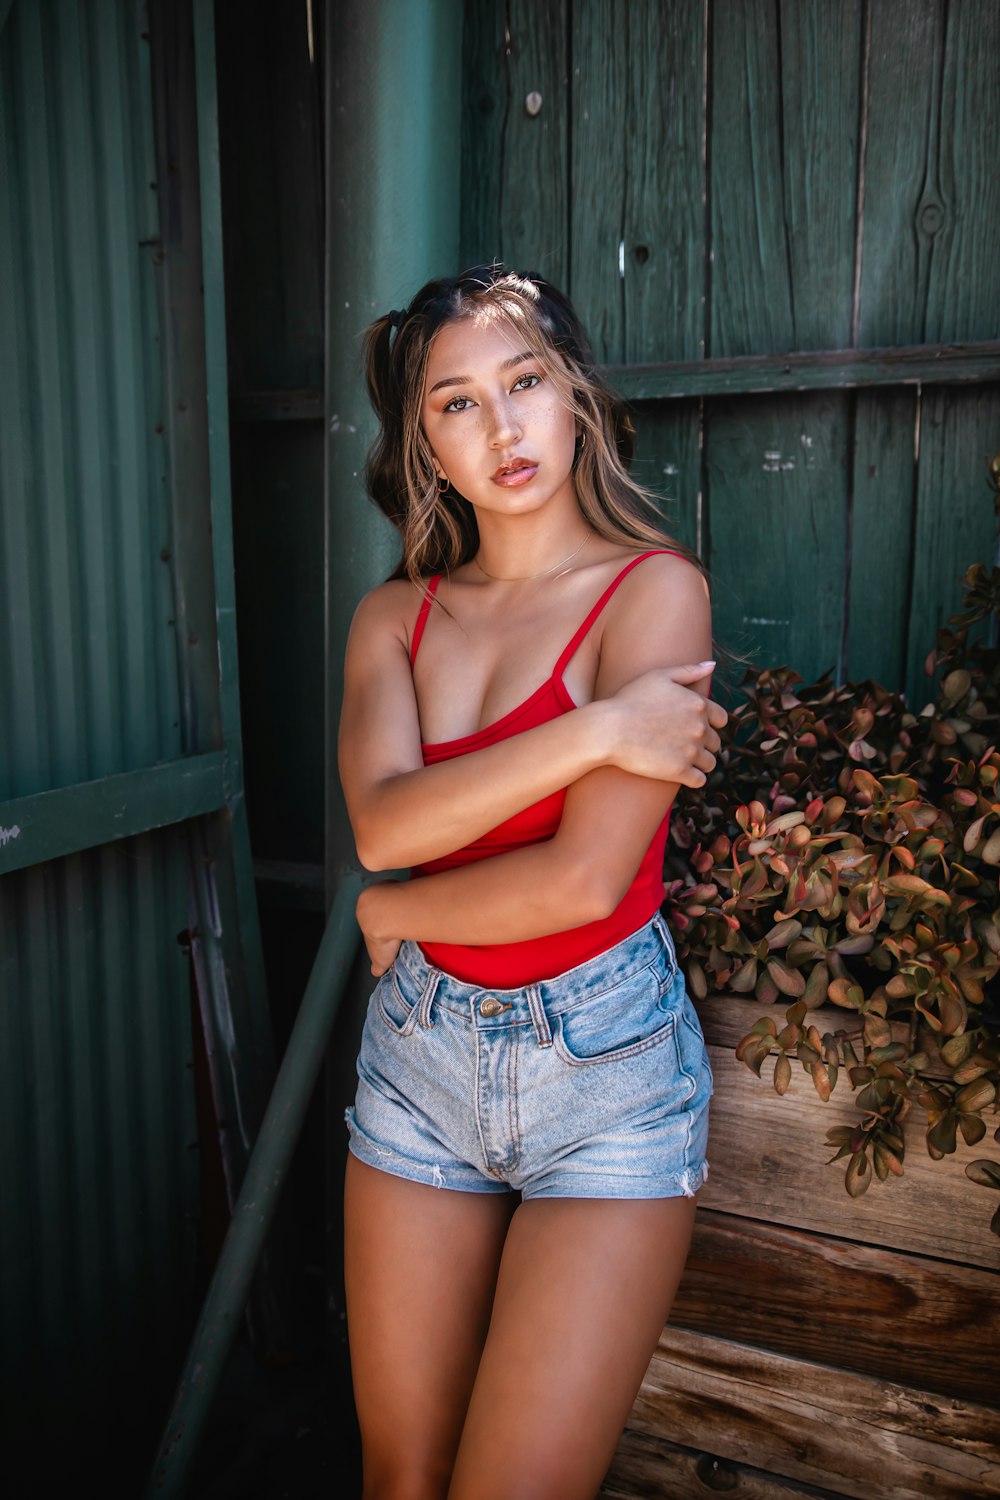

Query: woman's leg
[447,1195,697,1500]
[344,1155,518,1500]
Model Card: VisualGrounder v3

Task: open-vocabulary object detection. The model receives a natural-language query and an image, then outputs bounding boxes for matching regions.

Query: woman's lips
[492,462,538,487]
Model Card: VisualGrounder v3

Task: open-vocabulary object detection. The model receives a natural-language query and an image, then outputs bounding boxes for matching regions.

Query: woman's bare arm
[356,555,712,967]
[339,576,723,871]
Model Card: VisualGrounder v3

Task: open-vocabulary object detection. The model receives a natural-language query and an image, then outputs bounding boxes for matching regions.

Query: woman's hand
[606,662,727,787]
[356,884,403,976]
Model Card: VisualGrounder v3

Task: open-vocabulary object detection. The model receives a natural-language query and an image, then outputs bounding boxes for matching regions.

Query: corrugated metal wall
[0,834,195,1436]
[0,0,199,1452]
[0,0,180,796]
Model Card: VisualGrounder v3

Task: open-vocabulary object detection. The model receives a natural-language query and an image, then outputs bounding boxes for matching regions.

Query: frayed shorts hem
[346,1105,710,1201]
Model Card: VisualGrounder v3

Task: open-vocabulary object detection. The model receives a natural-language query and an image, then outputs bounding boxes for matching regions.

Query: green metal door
[461,0,1000,703]
[0,0,273,1463]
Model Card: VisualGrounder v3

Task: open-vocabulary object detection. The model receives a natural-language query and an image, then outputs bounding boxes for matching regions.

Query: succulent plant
[666,454,1000,1235]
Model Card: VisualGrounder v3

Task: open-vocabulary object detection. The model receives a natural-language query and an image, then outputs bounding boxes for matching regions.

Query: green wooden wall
[461,0,1000,703]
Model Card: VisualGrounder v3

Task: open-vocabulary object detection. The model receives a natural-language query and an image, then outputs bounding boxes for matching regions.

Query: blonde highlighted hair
[362,266,702,586]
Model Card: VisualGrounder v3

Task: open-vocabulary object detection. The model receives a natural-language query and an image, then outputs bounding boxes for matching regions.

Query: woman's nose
[487,398,522,448]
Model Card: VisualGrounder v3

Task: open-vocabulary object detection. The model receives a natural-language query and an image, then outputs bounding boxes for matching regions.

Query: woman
[338,267,725,1500]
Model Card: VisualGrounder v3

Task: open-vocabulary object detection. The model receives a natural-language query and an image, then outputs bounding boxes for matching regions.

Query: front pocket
[375,966,420,1036]
[553,962,677,1067]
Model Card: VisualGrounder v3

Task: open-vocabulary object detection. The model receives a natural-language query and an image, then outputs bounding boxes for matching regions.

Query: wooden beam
[603,340,1000,400]
[697,996,1000,1270]
[674,1210,1000,1407]
[628,1327,1000,1500]
[0,752,227,874]
[602,1428,843,1500]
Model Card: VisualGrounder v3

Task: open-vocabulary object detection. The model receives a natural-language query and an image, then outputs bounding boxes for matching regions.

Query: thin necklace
[474,530,593,583]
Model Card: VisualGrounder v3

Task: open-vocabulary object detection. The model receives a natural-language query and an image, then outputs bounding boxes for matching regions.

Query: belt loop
[526,984,553,1048]
[653,911,678,976]
[417,968,440,1029]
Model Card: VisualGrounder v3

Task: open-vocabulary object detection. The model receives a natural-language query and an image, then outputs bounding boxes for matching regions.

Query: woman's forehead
[423,312,544,385]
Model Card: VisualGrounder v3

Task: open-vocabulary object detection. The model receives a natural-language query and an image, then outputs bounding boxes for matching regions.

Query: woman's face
[420,316,579,519]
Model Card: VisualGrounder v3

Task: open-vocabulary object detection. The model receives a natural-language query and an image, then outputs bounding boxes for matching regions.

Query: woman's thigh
[344,1155,517,1500]
[447,1194,697,1500]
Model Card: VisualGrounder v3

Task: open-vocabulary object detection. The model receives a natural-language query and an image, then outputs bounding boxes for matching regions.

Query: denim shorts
[345,912,712,1200]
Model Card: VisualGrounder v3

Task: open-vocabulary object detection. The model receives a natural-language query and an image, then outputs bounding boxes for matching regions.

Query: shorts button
[479,995,510,1017]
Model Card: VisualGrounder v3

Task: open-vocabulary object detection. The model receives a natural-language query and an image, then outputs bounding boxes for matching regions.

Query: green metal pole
[323,0,463,892]
[145,872,363,1498]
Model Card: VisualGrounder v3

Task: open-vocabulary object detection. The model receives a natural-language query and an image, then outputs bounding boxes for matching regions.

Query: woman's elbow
[351,813,401,873]
[564,855,633,924]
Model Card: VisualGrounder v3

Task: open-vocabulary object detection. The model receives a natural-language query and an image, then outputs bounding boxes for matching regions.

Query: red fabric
[410,551,683,986]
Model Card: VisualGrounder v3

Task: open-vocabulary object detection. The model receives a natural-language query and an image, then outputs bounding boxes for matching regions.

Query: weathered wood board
[844,387,918,688]
[674,1209,1000,1407]
[630,399,702,558]
[697,995,1000,1271]
[627,1326,1000,1500]
[602,1427,842,1500]
[704,391,849,679]
[570,0,705,366]
[709,0,861,357]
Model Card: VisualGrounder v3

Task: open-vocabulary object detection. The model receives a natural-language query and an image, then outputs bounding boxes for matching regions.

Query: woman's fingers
[611,667,728,784]
[664,659,716,685]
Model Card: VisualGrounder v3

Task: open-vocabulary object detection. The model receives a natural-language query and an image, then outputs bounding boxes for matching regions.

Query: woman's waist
[417,864,668,987]
[397,906,677,1017]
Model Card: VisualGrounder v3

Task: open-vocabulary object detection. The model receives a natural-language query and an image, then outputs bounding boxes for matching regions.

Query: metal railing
[146,872,363,1497]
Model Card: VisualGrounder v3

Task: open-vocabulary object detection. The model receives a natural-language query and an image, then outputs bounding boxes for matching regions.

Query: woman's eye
[512,372,541,392]
[442,396,474,413]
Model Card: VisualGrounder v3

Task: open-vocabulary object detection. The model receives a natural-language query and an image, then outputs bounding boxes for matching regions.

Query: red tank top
[410,551,683,986]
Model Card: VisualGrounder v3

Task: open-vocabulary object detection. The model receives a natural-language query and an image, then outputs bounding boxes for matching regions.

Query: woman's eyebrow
[427,351,535,396]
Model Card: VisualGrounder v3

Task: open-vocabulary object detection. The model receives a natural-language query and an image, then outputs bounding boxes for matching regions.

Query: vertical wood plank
[621,0,706,363]
[570,0,707,364]
[710,0,861,355]
[568,0,627,362]
[707,392,848,682]
[774,0,862,349]
[845,388,918,688]
[710,0,793,356]
[459,0,507,269]
[905,383,1000,706]
[710,0,863,357]
[856,0,942,345]
[630,399,702,559]
[925,0,1000,342]
[498,0,568,285]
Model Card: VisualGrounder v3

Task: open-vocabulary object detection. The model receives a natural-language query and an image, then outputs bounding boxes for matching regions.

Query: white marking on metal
[618,240,625,279]
[0,824,21,846]
[744,617,790,626]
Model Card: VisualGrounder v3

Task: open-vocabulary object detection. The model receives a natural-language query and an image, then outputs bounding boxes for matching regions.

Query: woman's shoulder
[601,544,710,624]
[349,574,440,647]
[609,543,706,591]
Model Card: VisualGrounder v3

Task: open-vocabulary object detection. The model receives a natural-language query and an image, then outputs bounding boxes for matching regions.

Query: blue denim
[345,912,712,1199]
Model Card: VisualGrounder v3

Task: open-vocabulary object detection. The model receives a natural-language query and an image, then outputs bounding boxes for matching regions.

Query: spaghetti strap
[552,550,686,679]
[409,574,443,668]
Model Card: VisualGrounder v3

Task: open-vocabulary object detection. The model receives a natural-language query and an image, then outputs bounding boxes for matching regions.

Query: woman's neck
[472,501,592,584]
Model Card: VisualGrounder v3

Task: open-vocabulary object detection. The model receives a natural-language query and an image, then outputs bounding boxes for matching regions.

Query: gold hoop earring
[437,474,449,494]
[576,432,586,448]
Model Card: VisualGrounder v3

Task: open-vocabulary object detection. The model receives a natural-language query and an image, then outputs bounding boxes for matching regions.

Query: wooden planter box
[602,997,1000,1499]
